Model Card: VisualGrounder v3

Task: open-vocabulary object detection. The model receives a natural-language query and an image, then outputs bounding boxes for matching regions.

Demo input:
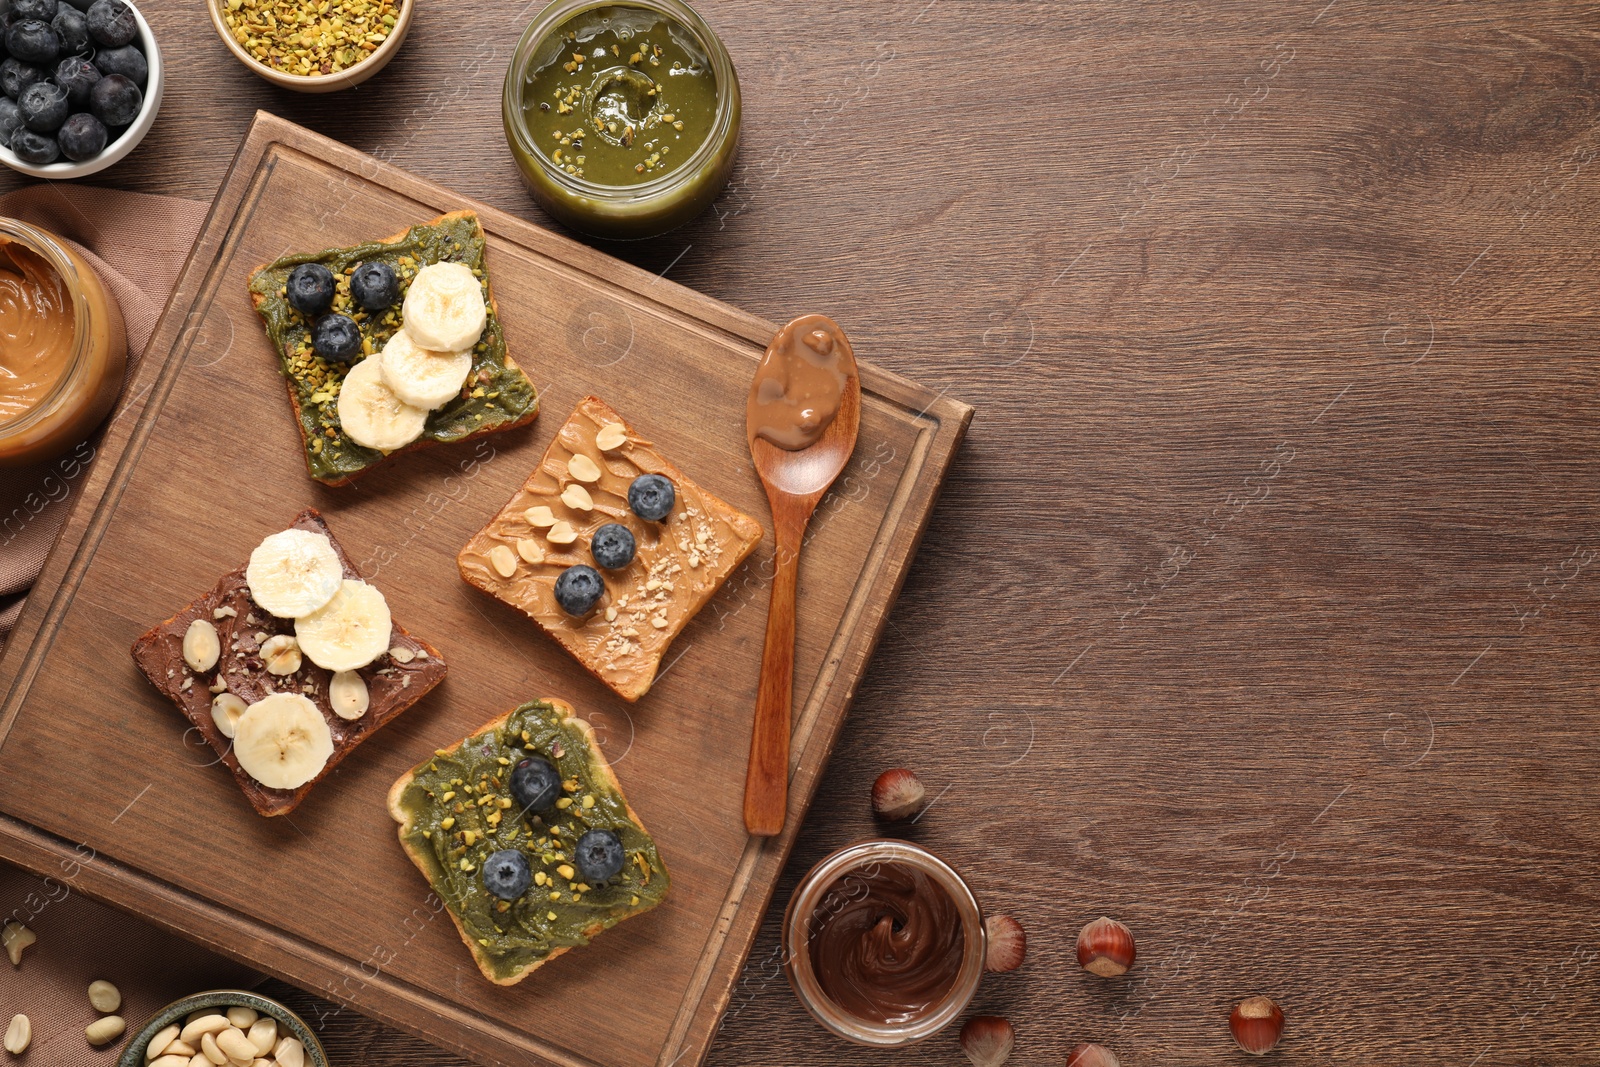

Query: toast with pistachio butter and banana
[247,210,539,487]
[388,699,669,985]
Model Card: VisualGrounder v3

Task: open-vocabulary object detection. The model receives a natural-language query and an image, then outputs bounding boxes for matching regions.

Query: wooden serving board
[0,112,970,1067]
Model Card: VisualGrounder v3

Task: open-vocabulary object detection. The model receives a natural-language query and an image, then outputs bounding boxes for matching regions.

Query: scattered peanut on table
[88,978,122,1013]
[3,1015,29,1055]
[1,922,34,967]
[85,1014,126,1046]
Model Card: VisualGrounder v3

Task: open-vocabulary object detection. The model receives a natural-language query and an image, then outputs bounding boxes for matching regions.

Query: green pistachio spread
[247,214,538,483]
[396,700,668,980]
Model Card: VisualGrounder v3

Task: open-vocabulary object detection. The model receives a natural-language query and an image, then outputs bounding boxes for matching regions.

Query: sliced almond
[561,484,594,511]
[388,645,415,664]
[329,671,370,720]
[183,619,221,673]
[489,544,518,578]
[547,521,578,545]
[516,538,544,564]
[525,505,556,528]
[211,693,247,739]
[595,422,627,451]
[567,453,602,482]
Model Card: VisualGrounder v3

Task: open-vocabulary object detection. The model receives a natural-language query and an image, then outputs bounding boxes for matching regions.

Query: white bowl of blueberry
[0,0,161,177]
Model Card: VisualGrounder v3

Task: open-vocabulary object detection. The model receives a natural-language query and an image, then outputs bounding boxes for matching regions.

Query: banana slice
[246,529,343,619]
[377,330,473,410]
[336,356,428,453]
[294,579,392,672]
[233,693,334,790]
[401,261,487,352]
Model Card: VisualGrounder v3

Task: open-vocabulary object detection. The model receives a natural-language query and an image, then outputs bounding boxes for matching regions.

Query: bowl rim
[204,0,414,92]
[0,0,164,179]
[114,988,330,1067]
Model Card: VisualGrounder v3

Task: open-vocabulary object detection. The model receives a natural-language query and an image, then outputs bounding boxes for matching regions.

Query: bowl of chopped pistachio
[206,0,413,93]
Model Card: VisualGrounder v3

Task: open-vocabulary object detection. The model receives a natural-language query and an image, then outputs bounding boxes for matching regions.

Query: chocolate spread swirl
[808,861,965,1025]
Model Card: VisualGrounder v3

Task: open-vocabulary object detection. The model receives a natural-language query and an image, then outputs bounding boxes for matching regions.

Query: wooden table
[6,0,1600,1062]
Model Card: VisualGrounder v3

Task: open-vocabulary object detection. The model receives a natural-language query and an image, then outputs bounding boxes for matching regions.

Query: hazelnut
[983,914,1026,972]
[260,634,302,675]
[1076,916,1136,977]
[1066,1043,1121,1067]
[1230,996,1284,1055]
[959,1016,1014,1067]
[871,768,927,820]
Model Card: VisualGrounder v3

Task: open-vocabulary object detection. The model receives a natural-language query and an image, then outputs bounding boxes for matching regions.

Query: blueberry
[627,473,675,521]
[49,5,86,54]
[52,54,96,104]
[311,314,361,362]
[589,523,636,570]
[0,97,19,143]
[91,41,143,85]
[18,79,65,131]
[480,849,532,901]
[574,829,625,884]
[553,564,603,615]
[5,20,58,65]
[0,58,42,99]
[55,110,101,159]
[348,260,399,310]
[84,0,133,47]
[9,125,56,163]
[59,0,94,11]
[86,69,136,125]
[11,0,59,23]
[284,262,335,316]
[510,756,561,814]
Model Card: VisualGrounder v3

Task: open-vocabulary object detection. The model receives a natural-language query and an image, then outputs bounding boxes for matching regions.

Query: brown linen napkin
[0,185,207,641]
[0,862,262,1064]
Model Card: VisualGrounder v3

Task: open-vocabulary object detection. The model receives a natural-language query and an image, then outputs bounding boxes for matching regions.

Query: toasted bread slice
[458,396,763,701]
[247,210,539,487]
[131,508,447,817]
[387,698,669,985]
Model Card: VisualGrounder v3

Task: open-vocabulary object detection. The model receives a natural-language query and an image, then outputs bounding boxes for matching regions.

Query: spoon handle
[744,508,805,837]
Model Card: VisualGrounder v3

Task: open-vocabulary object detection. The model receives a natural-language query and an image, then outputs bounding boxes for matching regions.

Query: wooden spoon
[743,316,861,838]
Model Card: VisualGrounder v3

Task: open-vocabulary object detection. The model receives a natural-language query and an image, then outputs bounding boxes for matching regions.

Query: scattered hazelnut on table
[983,914,1026,972]
[870,768,927,820]
[1066,1043,1121,1067]
[1076,916,1136,977]
[1230,996,1285,1055]
[959,1016,1014,1067]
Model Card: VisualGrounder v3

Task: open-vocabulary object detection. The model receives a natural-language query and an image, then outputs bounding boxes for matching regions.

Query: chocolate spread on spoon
[747,314,854,451]
[808,861,965,1025]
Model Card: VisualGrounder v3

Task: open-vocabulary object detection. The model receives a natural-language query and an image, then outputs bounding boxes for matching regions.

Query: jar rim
[781,839,988,1047]
[501,0,739,204]
[0,218,94,438]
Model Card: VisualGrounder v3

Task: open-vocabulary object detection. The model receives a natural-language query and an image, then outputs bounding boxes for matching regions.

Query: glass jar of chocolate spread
[782,840,987,1046]
[0,218,127,466]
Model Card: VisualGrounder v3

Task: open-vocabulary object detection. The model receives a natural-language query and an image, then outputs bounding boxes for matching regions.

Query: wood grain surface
[4,0,1600,1064]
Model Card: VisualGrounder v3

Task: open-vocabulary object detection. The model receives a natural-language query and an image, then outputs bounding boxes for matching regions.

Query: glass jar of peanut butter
[0,218,127,466]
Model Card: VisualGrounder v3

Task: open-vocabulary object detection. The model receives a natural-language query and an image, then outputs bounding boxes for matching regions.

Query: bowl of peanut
[118,990,328,1067]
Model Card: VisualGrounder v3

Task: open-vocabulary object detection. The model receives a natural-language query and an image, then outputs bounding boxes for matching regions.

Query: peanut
[88,978,122,1012]
[85,1015,126,1046]
[146,1023,181,1061]
[4,1014,30,1055]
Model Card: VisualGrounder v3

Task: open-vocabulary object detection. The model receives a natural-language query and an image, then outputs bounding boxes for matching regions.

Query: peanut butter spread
[0,237,75,424]
[459,396,763,702]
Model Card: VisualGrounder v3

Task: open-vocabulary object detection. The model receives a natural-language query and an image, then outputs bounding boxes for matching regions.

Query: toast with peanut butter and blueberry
[247,210,539,487]
[387,698,669,985]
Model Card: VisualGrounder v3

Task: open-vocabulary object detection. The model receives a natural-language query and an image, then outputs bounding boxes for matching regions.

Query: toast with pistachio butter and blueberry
[247,210,539,487]
[387,699,669,985]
